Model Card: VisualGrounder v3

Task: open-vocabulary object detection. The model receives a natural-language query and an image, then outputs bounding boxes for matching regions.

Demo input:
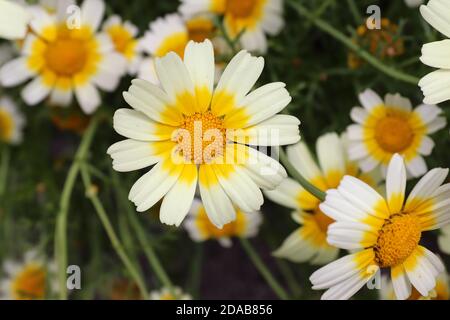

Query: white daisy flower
[108,39,300,228]
[419,0,450,104]
[265,132,381,265]
[102,14,141,75]
[0,96,26,145]
[0,249,57,300]
[0,0,30,40]
[149,287,192,300]
[184,198,263,247]
[179,0,284,54]
[0,0,127,114]
[310,154,450,300]
[405,0,424,8]
[347,89,446,178]
[381,269,449,300]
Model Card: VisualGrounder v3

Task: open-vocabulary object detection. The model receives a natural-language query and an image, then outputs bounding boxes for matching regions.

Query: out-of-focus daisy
[347,89,446,178]
[0,0,30,40]
[405,0,424,8]
[184,199,262,247]
[150,287,192,300]
[179,0,284,54]
[381,269,449,300]
[419,0,450,104]
[348,19,404,70]
[102,15,141,75]
[265,133,380,264]
[310,154,450,300]
[0,96,25,145]
[138,13,224,84]
[0,0,126,114]
[438,224,450,255]
[108,39,299,228]
[0,249,57,300]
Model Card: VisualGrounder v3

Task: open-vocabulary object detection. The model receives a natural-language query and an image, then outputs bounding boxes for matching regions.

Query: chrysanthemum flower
[381,269,449,300]
[102,15,141,75]
[184,199,262,247]
[138,13,224,84]
[0,96,25,145]
[108,39,299,228]
[265,133,380,264]
[419,0,450,104]
[0,249,57,300]
[348,19,404,70]
[179,0,284,54]
[0,0,126,114]
[150,287,192,300]
[347,89,446,178]
[310,154,450,300]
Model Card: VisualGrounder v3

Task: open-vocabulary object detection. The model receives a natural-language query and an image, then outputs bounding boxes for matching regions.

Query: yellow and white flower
[108,39,299,228]
[0,96,26,145]
[0,249,57,300]
[0,0,30,40]
[347,89,446,178]
[265,133,380,265]
[310,154,450,300]
[0,0,127,114]
[102,14,141,75]
[179,0,284,54]
[150,287,192,300]
[184,198,262,247]
[419,0,450,104]
[381,269,449,300]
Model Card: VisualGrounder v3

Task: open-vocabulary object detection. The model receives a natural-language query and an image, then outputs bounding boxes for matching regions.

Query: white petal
[384,93,412,111]
[405,155,428,178]
[391,265,412,300]
[420,0,450,38]
[0,0,30,40]
[81,0,105,32]
[74,83,101,114]
[385,154,406,214]
[316,132,346,178]
[0,57,35,87]
[21,76,52,105]
[358,89,383,111]
[286,142,322,181]
[264,178,302,209]
[420,40,450,69]
[419,69,450,105]
[405,167,448,210]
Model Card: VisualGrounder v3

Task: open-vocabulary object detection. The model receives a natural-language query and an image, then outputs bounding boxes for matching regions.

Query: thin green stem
[0,145,10,199]
[346,0,362,24]
[111,171,174,291]
[240,238,290,300]
[279,148,325,202]
[54,116,99,300]
[289,1,420,85]
[80,164,149,299]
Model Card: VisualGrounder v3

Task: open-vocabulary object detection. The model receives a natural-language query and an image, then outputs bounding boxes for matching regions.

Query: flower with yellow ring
[108,39,300,228]
[310,154,450,300]
[0,249,57,300]
[265,132,381,265]
[184,199,262,247]
[347,89,446,179]
[0,0,127,114]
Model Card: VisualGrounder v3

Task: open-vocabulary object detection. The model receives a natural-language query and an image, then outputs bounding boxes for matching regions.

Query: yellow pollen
[175,111,226,164]
[374,114,414,153]
[0,109,14,141]
[313,206,334,233]
[226,0,257,18]
[11,263,47,300]
[45,37,87,76]
[374,213,421,268]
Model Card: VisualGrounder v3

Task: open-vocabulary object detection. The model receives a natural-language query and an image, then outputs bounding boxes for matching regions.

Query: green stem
[111,171,174,291]
[279,148,325,202]
[240,238,290,300]
[80,165,149,299]
[0,145,10,199]
[289,1,420,85]
[54,116,99,300]
[346,0,362,24]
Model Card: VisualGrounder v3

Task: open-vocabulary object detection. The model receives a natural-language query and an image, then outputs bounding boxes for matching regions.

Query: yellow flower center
[175,111,226,164]
[226,0,257,18]
[45,37,87,76]
[107,25,135,57]
[313,206,335,233]
[374,114,413,153]
[155,33,188,58]
[195,206,245,238]
[11,263,47,300]
[374,213,421,268]
[0,109,14,141]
